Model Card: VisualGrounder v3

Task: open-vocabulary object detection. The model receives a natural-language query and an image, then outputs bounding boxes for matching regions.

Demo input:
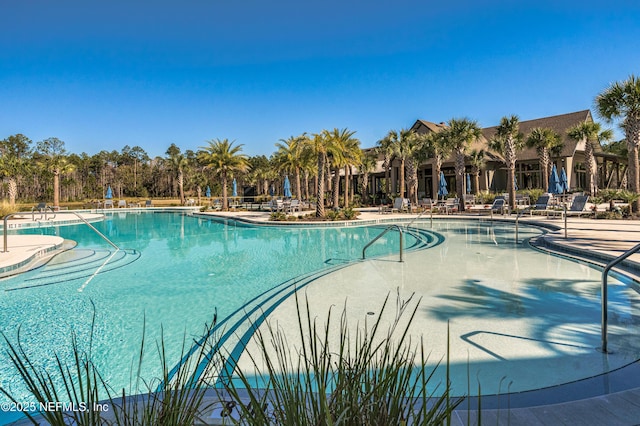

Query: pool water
[1,212,640,421]
[0,211,424,421]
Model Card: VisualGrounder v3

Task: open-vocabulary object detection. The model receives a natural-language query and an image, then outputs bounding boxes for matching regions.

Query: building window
[574,163,586,191]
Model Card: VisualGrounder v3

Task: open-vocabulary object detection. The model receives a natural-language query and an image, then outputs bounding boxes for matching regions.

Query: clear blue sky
[1,0,638,158]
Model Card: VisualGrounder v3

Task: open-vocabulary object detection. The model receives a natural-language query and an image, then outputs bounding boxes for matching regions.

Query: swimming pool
[1,212,640,421]
[0,211,430,421]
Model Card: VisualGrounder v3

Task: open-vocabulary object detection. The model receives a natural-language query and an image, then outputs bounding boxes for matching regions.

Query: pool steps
[1,247,140,292]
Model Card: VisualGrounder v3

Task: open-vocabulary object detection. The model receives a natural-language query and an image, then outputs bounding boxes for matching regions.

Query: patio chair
[563,195,589,217]
[118,200,127,208]
[104,200,114,208]
[390,197,409,213]
[477,197,507,215]
[438,198,459,214]
[270,199,284,213]
[463,194,476,208]
[419,198,434,211]
[289,199,301,213]
[145,200,152,208]
[529,195,552,216]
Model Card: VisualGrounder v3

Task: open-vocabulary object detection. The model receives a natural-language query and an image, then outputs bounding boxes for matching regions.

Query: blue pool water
[1,212,640,422]
[0,211,426,422]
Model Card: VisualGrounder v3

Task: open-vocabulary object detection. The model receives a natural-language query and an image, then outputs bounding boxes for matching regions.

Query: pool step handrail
[601,241,640,353]
[3,208,120,253]
[31,203,56,221]
[405,204,431,229]
[362,224,404,262]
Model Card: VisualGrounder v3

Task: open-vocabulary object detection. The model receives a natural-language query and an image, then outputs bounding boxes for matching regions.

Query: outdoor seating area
[268,198,307,215]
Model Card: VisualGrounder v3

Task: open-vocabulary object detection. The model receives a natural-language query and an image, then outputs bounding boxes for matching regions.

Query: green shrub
[269,212,287,221]
[326,209,342,221]
[222,292,463,425]
[341,207,360,220]
[521,189,544,204]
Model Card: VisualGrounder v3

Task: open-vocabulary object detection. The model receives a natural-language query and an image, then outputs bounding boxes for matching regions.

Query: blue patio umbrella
[205,186,211,198]
[232,178,237,197]
[269,184,275,197]
[548,164,562,194]
[105,186,113,199]
[437,171,448,199]
[514,174,518,191]
[283,175,292,198]
[559,167,569,193]
[466,173,471,194]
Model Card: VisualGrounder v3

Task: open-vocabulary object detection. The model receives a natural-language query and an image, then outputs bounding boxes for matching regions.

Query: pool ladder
[601,241,640,353]
[362,224,404,262]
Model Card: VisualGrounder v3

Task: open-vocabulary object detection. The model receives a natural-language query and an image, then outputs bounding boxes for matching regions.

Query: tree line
[1,74,639,216]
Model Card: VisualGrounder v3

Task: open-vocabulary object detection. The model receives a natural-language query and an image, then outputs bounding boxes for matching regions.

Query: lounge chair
[145,200,152,208]
[288,199,301,213]
[478,197,507,216]
[529,195,552,216]
[390,197,409,213]
[104,200,114,208]
[437,198,459,214]
[463,194,476,208]
[118,200,127,208]
[270,199,284,213]
[419,198,434,211]
[563,195,589,217]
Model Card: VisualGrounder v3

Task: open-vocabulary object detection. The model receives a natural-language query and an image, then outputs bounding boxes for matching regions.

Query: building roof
[481,110,593,161]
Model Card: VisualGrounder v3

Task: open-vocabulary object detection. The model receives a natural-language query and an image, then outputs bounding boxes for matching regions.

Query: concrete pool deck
[4,208,640,425]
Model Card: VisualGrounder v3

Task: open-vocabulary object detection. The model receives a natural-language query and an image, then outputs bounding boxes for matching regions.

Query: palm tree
[489,115,523,210]
[167,150,189,205]
[198,139,249,210]
[375,133,395,200]
[0,134,32,206]
[342,134,362,207]
[358,151,378,204]
[35,137,75,207]
[404,132,429,205]
[387,129,413,200]
[467,149,486,195]
[274,134,307,200]
[525,127,562,192]
[567,122,613,195]
[324,128,357,208]
[416,130,453,200]
[444,118,482,211]
[308,133,328,217]
[596,74,640,211]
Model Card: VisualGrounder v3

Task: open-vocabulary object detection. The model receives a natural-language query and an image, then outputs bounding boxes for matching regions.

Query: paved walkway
[5,208,640,425]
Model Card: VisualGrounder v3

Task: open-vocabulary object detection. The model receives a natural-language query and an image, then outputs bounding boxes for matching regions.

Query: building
[368,110,626,201]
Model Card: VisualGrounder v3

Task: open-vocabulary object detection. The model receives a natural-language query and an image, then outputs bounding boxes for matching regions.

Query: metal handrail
[3,208,120,253]
[405,203,431,229]
[362,224,404,262]
[31,204,56,221]
[601,242,640,353]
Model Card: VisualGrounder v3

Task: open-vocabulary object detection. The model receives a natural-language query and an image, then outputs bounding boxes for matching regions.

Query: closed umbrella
[437,171,448,199]
[105,186,113,199]
[514,174,518,191]
[283,176,292,198]
[548,164,562,194]
[559,167,569,193]
[269,184,275,198]
[232,179,237,197]
[466,173,471,194]
[205,186,211,198]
